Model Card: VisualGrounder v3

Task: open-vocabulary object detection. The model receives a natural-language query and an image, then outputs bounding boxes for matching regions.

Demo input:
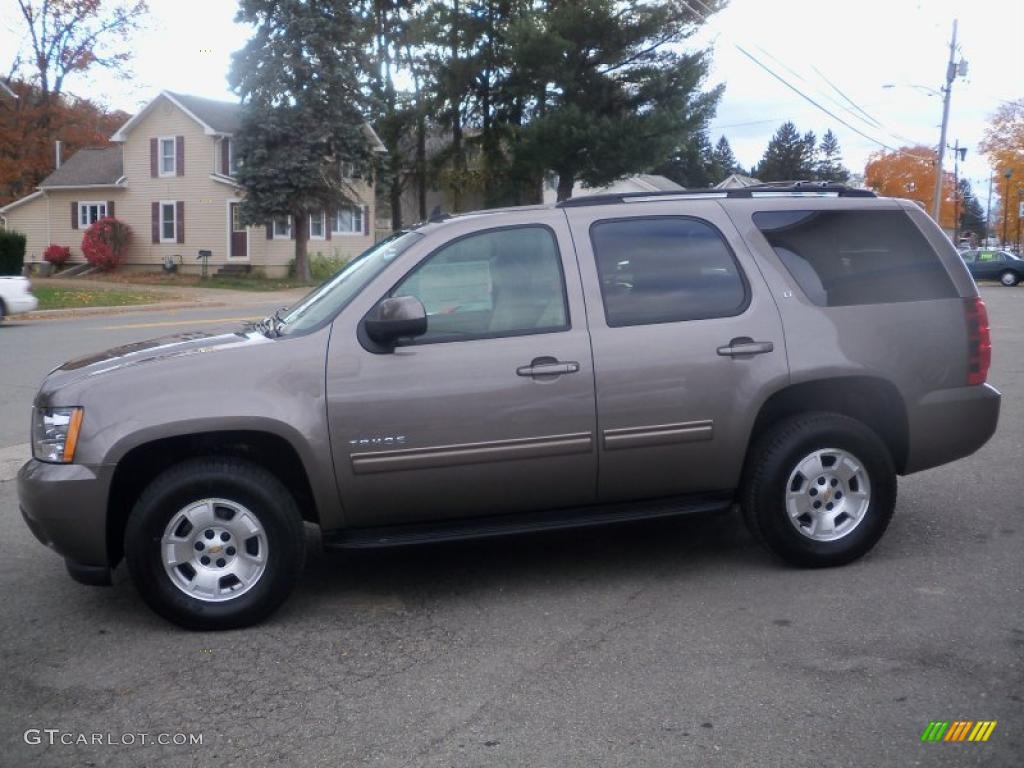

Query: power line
[682,0,935,164]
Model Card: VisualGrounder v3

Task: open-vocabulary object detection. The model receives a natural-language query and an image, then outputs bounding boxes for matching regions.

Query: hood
[41,329,273,395]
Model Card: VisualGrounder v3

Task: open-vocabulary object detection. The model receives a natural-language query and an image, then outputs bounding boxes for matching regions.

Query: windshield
[277,230,423,335]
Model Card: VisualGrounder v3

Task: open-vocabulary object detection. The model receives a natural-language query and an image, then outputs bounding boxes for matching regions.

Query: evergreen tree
[755,122,815,181]
[958,178,986,239]
[710,135,740,181]
[655,130,717,188]
[815,129,850,182]
[230,0,373,283]
[511,0,724,201]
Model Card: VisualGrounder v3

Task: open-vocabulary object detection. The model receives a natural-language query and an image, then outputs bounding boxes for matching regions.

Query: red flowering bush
[43,244,71,268]
[81,217,131,270]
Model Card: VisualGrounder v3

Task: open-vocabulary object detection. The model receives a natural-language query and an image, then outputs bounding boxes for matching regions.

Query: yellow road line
[98,316,258,331]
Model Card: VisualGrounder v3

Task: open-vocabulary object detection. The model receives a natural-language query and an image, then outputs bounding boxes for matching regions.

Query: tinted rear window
[590,217,748,326]
[753,210,957,306]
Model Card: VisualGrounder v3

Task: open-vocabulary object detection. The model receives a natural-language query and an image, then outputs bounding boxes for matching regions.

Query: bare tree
[13,0,149,104]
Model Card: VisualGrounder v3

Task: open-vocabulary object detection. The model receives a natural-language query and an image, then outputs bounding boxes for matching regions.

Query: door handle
[516,357,580,377]
[716,337,774,357]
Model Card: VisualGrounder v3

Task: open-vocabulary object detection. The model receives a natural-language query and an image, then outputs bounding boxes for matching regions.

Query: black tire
[999,270,1020,287]
[125,457,306,630]
[741,412,896,568]
[0,298,7,321]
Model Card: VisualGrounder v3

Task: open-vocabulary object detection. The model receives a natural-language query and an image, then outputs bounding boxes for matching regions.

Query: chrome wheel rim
[1001,272,1016,286]
[160,499,268,602]
[784,448,871,542]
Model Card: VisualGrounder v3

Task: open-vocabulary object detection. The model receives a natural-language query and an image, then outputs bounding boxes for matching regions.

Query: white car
[0,276,38,319]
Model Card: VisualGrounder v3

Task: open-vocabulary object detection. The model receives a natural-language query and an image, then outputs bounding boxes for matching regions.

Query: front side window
[590,217,747,327]
[78,201,107,228]
[753,210,957,306]
[273,216,292,239]
[310,211,326,239]
[160,202,177,242]
[333,205,364,235]
[391,226,568,343]
[279,231,424,335]
[159,137,176,175]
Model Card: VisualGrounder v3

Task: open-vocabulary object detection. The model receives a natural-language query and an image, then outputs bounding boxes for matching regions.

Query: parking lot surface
[0,287,1020,767]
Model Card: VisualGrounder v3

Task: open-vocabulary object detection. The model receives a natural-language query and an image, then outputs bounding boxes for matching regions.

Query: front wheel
[999,270,1020,287]
[125,457,306,630]
[741,413,896,567]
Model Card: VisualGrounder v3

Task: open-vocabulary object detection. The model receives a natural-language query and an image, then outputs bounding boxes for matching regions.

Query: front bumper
[17,459,113,572]
[904,382,1001,474]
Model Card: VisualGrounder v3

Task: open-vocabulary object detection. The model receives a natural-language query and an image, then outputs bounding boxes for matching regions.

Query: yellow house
[0,91,384,277]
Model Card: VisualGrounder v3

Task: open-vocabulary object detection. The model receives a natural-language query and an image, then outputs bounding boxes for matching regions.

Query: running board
[322,493,733,550]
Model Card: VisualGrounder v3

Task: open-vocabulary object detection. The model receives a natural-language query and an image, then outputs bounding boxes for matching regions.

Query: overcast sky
[3,0,1022,206]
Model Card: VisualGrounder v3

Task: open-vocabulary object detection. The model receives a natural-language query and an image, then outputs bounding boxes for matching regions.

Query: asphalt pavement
[0,286,1020,767]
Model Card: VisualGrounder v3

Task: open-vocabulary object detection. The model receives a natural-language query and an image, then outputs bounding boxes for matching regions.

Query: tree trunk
[416,114,427,221]
[556,173,575,203]
[293,210,311,283]
[390,155,403,231]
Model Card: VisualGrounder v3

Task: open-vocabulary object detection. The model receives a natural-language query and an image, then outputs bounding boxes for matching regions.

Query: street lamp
[1002,169,1013,246]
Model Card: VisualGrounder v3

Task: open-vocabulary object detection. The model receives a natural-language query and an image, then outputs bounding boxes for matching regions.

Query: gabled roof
[165,91,242,134]
[39,147,124,188]
[715,173,762,189]
[0,79,17,104]
[111,91,235,141]
[632,174,684,192]
[111,91,387,153]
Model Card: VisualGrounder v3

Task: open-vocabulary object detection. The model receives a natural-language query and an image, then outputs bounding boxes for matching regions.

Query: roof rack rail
[555,181,876,208]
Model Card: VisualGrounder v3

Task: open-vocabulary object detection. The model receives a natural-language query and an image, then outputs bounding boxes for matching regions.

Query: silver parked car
[18,183,1000,629]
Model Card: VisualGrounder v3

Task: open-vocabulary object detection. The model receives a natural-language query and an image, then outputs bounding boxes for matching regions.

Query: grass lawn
[98,272,311,292]
[33,286,169,310]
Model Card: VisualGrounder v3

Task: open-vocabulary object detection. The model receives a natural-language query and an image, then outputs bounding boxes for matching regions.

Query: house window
[160,201,177,242]
[340,161,359,180]
[310,211,326,239]
[273,216,292,239]
[226,138,239,176]
[159,137,176,176]
[78,201,107,228]
[332,205,364,235]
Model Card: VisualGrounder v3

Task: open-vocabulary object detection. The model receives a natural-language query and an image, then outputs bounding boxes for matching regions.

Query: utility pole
[985,172,994,244]
[931,19,961,226]
[1002,169,1013,246]
[950,140,965,243]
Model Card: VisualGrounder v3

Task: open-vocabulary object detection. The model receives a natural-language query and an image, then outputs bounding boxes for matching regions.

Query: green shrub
[0,230,27,275]
[310,251,348,282]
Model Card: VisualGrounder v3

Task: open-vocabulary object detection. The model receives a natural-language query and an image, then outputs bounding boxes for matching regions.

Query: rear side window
[753,210,957,306]
[590,217,748,327]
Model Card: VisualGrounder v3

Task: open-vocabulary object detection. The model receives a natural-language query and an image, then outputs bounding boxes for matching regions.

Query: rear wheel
[742,413,896,567]
[999,270,1020,287]
[125,457,306,630]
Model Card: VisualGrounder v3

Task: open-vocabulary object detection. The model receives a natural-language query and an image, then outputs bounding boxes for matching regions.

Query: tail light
[965,297,991,386]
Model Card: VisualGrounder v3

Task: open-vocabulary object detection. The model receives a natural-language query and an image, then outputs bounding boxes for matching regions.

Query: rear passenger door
[565,201,789,502]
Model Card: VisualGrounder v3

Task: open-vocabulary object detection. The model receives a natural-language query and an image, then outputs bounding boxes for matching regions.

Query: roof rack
[555,181,876,208]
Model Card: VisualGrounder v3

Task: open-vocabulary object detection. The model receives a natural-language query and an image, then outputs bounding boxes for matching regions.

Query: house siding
[3,92,377,276]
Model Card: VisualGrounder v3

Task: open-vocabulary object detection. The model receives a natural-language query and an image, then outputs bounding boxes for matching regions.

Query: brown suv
[18,184,1000,629]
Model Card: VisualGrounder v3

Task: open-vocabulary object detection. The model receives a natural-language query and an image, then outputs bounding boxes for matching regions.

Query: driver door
[325,210,597,528]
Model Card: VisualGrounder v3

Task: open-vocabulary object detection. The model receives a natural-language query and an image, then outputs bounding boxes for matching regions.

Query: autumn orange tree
[864,146,956,229]
[979,98,1024,246]
[0,82,128,204]
[1,1,147,204]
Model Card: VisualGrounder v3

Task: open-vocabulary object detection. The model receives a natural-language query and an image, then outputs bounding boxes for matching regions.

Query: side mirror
[364,295,427,347]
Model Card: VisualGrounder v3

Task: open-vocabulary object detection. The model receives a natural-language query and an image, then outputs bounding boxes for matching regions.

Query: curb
[21,300,223,321]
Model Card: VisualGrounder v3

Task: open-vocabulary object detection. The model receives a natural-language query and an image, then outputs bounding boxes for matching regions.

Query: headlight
[32,407,84,464]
